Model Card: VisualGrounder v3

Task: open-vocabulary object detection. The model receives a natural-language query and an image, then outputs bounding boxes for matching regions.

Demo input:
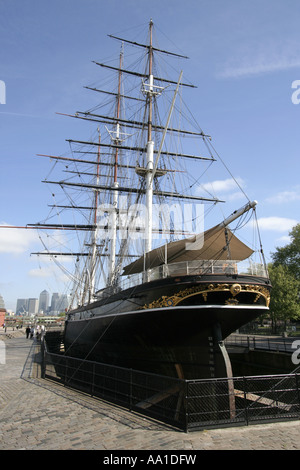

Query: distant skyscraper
[50,293,69,314]
[28,298,39,315]
[50,293,60,314]
[39,290,49,314]
[58,294,69,312]
[16,299,28,315]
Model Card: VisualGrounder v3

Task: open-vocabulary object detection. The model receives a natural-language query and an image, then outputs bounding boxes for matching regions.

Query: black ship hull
[64,274,270,379]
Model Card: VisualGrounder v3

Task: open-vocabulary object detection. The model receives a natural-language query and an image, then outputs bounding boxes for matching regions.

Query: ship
[31,20,271,380]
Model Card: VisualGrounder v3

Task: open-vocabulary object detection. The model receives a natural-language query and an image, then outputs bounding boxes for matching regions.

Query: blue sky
[0,0,300,310]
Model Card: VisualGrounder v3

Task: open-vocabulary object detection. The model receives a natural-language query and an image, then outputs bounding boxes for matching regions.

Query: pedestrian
[26,326,31,339]
[30,326,34,339]
[36,325,41,341]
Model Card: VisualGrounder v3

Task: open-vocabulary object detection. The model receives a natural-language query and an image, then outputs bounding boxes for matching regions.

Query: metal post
[184,380,189,432]
[41,337,45,379]
[129,369,133,411]
[243,376,249,425]
[64,357,68,386]
[91,362,95,396]
[295,373,300,416]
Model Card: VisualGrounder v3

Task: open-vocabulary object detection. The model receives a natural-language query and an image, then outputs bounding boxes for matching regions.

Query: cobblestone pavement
[1,330,300,451]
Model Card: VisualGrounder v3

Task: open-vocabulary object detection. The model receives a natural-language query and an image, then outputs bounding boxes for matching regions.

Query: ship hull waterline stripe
[68,304,269,323]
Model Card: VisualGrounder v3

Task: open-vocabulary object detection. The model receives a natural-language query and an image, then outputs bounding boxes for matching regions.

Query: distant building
[58,294,69,312]
[15,292,69,317]
[50,293,60,314]
[16,298,28,315]
[0,294,5,309]
[28,298,39,315]
[49,292,70,314]
[0,293,6,326]
[0,309,5,327]
[39,290,49,314]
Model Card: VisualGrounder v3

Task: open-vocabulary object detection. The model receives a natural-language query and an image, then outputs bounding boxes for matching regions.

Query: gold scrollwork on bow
[143,282,270,309]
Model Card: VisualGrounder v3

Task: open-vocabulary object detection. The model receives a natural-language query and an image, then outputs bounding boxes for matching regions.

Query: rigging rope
[206,139,250,203]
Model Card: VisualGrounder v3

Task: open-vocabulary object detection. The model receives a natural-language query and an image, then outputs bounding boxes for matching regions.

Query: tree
[268,263,300,332]
[272,223,300,278]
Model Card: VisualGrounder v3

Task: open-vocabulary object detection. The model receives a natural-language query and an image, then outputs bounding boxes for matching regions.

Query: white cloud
[28,262,71,289]
[220,57,300,79]
[0,224,39,254]
[266,188,300,204]
[275,235,292,245]
[0,112,39,118]
[197,177,245,197]
[218,40,300,79]
[256,217,298,232]
[28,267,53,278]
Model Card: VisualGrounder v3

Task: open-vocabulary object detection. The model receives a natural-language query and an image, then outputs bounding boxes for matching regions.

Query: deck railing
[116,259,268,292]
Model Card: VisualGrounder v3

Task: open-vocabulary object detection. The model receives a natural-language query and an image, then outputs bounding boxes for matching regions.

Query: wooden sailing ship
[30,20,271,379]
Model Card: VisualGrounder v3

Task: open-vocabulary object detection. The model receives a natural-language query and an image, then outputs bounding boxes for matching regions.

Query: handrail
[117,259,268,291]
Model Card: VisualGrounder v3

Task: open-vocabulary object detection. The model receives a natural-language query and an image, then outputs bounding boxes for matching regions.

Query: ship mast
[89,129,101,299]
[108,45,123,285]
[145,19,154,254]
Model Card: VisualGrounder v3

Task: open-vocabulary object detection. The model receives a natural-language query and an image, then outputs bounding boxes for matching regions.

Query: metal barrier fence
[225,334,298,353]
[41,333,300,432]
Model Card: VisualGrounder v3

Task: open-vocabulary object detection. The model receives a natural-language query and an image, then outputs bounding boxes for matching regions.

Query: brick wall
[0,309,6,327]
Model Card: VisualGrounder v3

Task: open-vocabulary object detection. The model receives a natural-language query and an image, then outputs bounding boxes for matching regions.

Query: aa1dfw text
[103,454,197,466]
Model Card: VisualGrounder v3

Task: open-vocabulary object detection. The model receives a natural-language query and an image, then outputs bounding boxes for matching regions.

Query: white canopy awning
[122,226,253,275]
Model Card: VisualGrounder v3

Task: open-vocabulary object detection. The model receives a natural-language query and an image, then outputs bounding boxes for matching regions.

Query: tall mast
[89,129,101,300]
[145,19,154,254]
[108,44,123,285]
